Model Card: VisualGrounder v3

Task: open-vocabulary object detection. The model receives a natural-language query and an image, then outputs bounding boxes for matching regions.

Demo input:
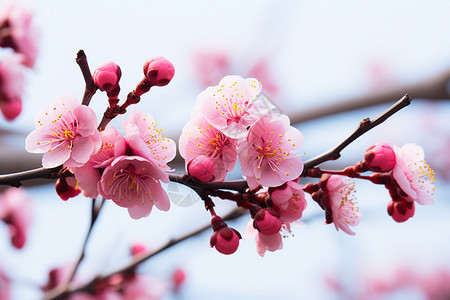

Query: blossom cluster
[179,75,308,256]
[0,2,39,120]
[25,57,176,220]
[23,54,436,259]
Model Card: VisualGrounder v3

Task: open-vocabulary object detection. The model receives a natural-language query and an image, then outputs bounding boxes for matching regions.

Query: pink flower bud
[0,98,22,121]
[364,142,396,172]
[143,56,175,87]
[187,155,215,182]
[253,208,282,235]
[130,243,147,256]
[210,216,241,255]
[93,61,122,96]
[387,198,415,223]
[171,268,186,293]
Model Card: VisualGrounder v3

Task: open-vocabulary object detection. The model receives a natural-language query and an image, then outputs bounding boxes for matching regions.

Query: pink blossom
[363,142,396,172]
[392,143,436,205]
[97,156,170,220]
[25,93,101,168]
[71,126,126,198]
[0,266,10,300]
[326,175,361,235]
[0,2,39,68]
[270,181,307,223]
[0,54,25,120]
[179,117,237,181]
[0,187,33,249]
[123,109,176,172]
[193,75,274,139]
[244,220,283,257]
[238,114,304,189]
[121,274,168,300]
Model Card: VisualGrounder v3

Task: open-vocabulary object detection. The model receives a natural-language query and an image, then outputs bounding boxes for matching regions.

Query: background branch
[44,207,247,300]
[76,50,97,106]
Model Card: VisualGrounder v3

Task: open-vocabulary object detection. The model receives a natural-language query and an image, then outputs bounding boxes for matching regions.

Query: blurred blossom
[0,53,25,120]
[0,187,33,249]
[0,1,39,68]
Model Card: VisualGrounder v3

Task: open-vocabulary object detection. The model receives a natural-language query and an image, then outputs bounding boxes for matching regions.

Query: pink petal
[69,136,95,165]
[42,143,71,168]
[73,105,98,136]
[128,203,153,220]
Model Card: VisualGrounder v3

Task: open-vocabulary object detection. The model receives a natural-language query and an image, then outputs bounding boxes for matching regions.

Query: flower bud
[171,268,186,293]
[0,98,22,121]
[363,142,396,172]
[210,216,241,255]
[93,61,122,97]
[143,56,175,87]
[187,155,215,182]
[55,177,81,201]
[130,243,147,256]
[253,208,282,235]
[387,198,415,223]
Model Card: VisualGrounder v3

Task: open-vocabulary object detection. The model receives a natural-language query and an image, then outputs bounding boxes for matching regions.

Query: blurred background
[0,0,450,299]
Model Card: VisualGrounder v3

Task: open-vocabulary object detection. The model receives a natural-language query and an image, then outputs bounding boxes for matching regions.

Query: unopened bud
[0,98,22,120]
[387,198,415,223]
[93,61,122,98]
[210,216,241,255]
[143,56,175,87]
[55,177,81,201]
[187,155,215,182]
[253,208,282,235]
[363,142,396,172]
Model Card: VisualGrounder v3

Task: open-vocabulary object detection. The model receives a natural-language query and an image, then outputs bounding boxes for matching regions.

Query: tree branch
[76,50,98,106]
[289,70,449,124]
[301,94,411,173]
[43,207,247,300]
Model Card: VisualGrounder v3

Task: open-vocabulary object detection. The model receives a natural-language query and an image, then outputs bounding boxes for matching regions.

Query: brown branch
[301,94,411,173]
[65,198,104,286]
[43,207,247,300]
[76,50,98,106]
[0,166,62,187]
[289,70,449,124]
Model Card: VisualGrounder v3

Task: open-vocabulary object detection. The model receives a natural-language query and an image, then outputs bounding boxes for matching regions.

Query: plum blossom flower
[0,187,33,249]
[270,181,307,223]
[193,75,274,139]
[325,175,361,235]
[238,114,304,189]
[98,156,170,219]
[392,143,436,205]
[71,126,126,198]
[123,109,176,172]
[245,221,283,257]
[0,53,25,120]
[179,117,237,181]
[25,93,101,168]
[0,1,39,68]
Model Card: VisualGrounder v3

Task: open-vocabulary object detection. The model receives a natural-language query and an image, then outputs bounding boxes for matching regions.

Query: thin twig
[301,94,411,174]
[76,50,98,106]
[43,207,247,300]
[66,198,105,285]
